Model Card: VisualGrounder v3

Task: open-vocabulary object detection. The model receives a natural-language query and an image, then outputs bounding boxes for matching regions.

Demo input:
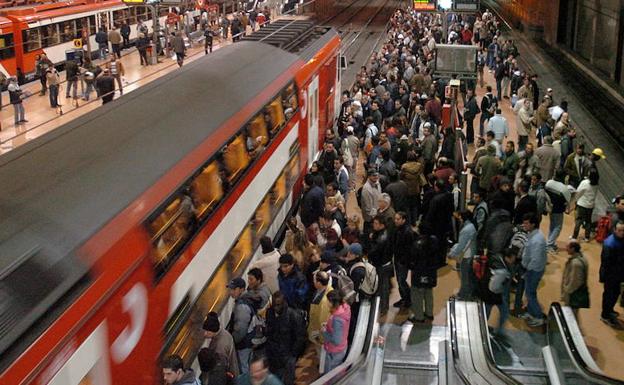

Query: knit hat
[348,243,363,257]
[203,312,220,332]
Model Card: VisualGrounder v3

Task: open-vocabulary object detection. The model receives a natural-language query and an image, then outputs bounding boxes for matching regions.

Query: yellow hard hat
[591,148,606,159]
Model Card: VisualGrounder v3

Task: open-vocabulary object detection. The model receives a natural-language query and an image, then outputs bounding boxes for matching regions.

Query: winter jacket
[476,154,501,190]
[95,30,108,47]
[8,83,22,104]
[207,328,240,376]
[251,249,281,293]
[308,286,332,343]
[227,292,256,349]
[108,29,122,45]
[390,223,415,265]
[502,151,519,180]
[599,234,624,283]
[368,228,391,267]
[248,283,272,310]
[300,185,325,227]
[410,234,438,288]
[322,303,351,354]
[535,144,559,181]
[485,209,514,258]
[278,266,309,310]
[400,160,425,196]
[522,229,547,272]
[424,191,454,239]
[65,60,79,81]
[173,369,200,385]
[561,253,588,304]
[563,154,590,185]
[449,221,477,261]
[360,180,382,222]
[266,305,306,361]
[385,180,409,213]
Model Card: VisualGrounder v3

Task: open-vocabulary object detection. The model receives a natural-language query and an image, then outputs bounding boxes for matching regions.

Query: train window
[266,96,286,135]
[22,29,41,53]
[113,10,125,27]
[89,16,97,35]
[222,134,249,182]
[59,21,75,43]
[287,151,300,186]
[128,7,138,25]
[149,194,196,277]
[0,34,15,60]
[281,82,298,118]
[189,161,224,220]
[254,195,271,235]
[271,173,287,207]
[41,25,60,48]
[247,114,269,154]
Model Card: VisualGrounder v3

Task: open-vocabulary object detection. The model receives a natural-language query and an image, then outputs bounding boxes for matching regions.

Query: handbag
[568,284,590,309]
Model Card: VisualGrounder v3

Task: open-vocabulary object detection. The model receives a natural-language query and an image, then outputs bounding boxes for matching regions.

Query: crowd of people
[6,6,273,127]
[154,5,624,385]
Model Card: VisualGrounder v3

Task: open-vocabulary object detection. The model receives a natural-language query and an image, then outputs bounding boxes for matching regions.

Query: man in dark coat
[463,88,480,144]
[599,221,624,327]
[423,179,454,267]
[95,69,115,105]
[300,174,325,228]
[265,291,306,385]
[390,211,415,309]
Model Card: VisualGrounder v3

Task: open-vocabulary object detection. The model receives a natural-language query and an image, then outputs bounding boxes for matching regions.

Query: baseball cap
[348,243,363,256]
[226,277,246,289]
[346,125,354,133]
[592,148,606,159]
[320,250,337,265]
[400,134,408,140]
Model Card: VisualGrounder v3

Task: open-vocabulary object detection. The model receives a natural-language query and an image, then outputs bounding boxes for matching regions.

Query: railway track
[483,0,624,199]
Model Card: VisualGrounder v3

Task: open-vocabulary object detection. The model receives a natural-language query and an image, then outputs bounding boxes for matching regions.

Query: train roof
[241,19,339,61]
[0,41,301,358]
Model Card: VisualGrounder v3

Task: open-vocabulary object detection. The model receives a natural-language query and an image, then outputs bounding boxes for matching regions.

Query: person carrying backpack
[482,247,516,336]
[265,291,306,385]
[341,243,378,341]
[226,277,257,374]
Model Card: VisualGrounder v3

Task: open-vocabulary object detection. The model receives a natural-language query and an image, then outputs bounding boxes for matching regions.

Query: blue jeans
[548,212,564,250]
[524,269,545,318]
[324,349,346,373]
[486,287,510,333]
[237,347,252,374]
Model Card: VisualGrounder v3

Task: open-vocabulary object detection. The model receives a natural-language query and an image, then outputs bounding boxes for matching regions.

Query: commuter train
[0,0,181,75]
[0,20,340,385]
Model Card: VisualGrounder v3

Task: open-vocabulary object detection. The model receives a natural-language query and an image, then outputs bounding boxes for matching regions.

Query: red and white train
[0,20,340,385]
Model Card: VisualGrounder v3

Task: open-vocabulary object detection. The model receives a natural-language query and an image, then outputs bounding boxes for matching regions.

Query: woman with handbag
[561,240,589,317]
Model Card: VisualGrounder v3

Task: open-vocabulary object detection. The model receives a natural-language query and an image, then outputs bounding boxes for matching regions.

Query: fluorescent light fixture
[439,0,453,10]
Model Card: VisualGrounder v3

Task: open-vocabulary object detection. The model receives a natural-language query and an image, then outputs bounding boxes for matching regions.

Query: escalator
[469,299,624,385]
[547,303,624,385]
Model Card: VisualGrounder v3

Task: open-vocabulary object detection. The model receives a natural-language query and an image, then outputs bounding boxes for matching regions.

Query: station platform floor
[329,57,624,382]
[0,15,310,154]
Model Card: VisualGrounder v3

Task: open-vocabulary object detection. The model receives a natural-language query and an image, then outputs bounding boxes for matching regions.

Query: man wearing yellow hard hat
[587,147,605,178]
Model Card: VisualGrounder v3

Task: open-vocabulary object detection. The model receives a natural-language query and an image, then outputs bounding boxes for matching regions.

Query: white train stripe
[169,124,299,315]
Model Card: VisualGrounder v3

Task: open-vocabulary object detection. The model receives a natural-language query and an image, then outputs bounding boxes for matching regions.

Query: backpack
[330,270,356,305]
[245,304,267,348]
[595,215,612,243]
[350,260,379,297]
[472,254,489,281]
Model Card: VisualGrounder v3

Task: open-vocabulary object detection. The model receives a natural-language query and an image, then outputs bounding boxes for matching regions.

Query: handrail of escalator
[310,297,380,385]
[549,302,624,385]
[475,301,523,385]
[447,299,472,385]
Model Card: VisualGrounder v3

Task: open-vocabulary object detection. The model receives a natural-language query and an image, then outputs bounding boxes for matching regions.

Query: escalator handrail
[549,302,624,385]
[310,297,380,385]
[474,301,523,385]
[447,299,473,385]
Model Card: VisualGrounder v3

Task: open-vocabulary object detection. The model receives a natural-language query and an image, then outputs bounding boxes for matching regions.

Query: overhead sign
[433,44,478,79]
[453,0,479,11]
[413,0,436,11]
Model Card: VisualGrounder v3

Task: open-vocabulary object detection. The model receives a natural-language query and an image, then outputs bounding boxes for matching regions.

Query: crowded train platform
[1,0,624,384]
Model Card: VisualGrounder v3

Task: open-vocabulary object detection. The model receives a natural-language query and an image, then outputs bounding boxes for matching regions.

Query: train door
[307,75,319,165]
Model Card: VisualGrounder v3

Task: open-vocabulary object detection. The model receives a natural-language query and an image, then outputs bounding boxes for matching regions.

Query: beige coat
[561,253,587,304]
